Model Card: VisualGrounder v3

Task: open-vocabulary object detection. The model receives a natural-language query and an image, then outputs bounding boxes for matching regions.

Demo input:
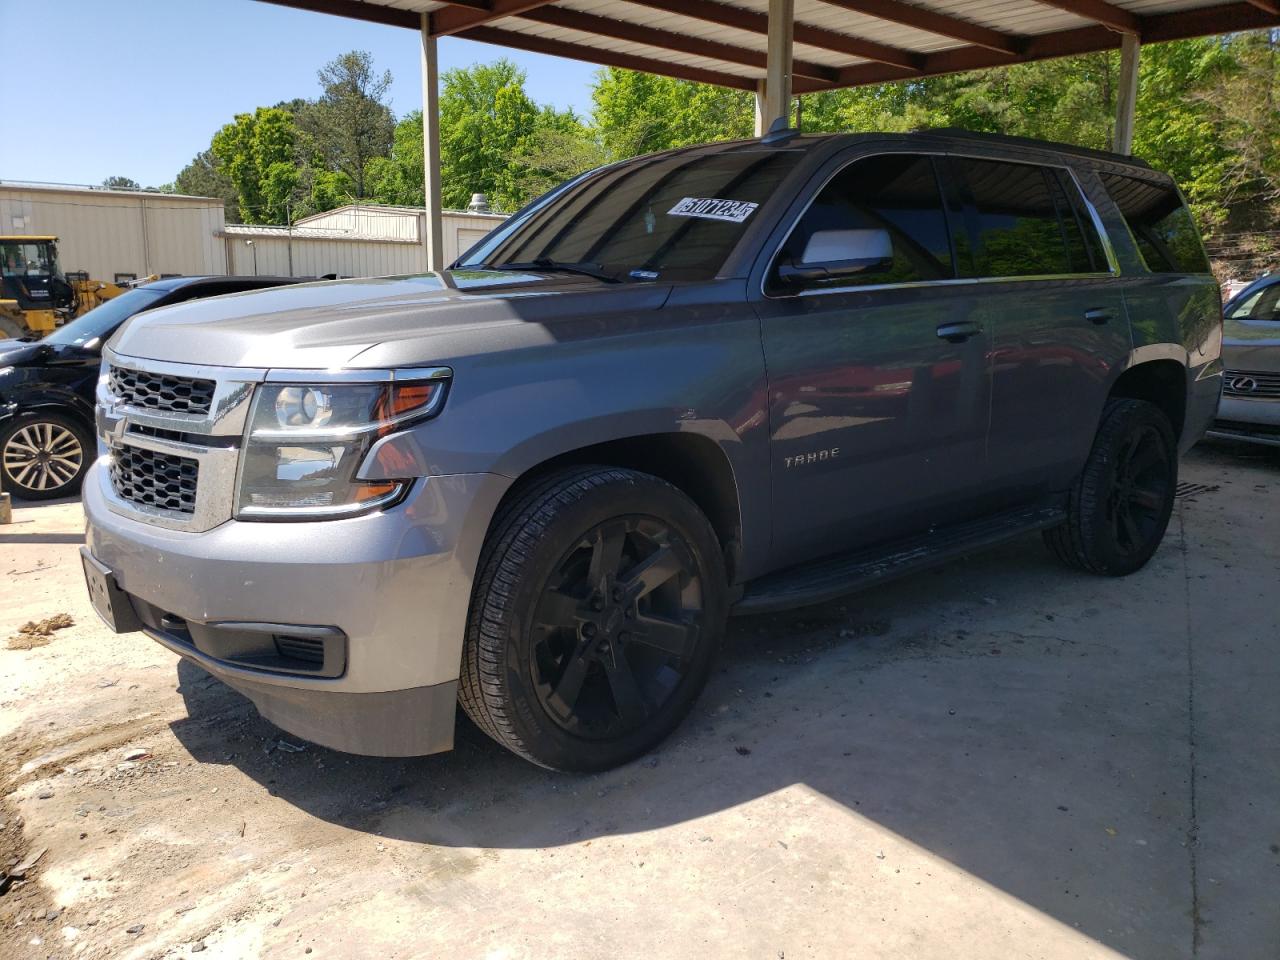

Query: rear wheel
[459,466,727,771]
[1044,398,1177,576]
[1,412,93,500]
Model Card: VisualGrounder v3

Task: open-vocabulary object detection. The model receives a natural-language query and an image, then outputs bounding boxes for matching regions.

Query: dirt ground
[1,440,1277,960]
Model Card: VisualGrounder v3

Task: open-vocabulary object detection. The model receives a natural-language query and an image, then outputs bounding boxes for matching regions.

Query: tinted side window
[1048,169,1109,273]
[1100,173,1210,274]
[957,158,1093,278]
[771,154,954,293]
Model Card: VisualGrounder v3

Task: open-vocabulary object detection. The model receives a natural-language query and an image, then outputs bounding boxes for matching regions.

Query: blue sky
[0,0,598,188]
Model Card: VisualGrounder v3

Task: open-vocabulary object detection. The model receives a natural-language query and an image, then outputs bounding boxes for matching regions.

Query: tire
[1044,398,1178,576]
[0,412,94,500]
[459,466,728,772]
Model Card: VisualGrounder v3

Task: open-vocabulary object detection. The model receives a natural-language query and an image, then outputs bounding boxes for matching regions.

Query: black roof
[670,127,1156,175]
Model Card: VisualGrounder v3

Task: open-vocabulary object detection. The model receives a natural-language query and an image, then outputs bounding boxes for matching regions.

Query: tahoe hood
[108,272,673,369]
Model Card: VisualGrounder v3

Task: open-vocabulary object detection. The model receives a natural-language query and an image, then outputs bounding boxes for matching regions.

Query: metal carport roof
[262,0,1280,93]
[255,0,1280,269]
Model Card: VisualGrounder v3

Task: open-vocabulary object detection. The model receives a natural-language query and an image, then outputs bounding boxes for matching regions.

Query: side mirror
[777,228,894,285]
[82,336,102,352]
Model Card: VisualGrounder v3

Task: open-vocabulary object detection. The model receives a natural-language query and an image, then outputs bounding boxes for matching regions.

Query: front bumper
[1207,395,1280,447]
[83,461,511,756]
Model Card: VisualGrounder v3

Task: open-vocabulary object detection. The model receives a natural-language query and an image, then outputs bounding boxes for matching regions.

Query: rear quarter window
[1100,173,1210,274]
[953,158,1105,278]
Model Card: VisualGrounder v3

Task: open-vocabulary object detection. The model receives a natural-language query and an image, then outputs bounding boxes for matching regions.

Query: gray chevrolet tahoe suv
[81,130,1222,771]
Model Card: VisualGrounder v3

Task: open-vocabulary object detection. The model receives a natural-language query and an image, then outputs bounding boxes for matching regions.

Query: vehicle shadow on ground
[168,444,1277,960]
[169,535,1189,960]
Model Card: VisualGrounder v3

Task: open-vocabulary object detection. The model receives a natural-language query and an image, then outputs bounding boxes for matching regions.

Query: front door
[752,153,992,570]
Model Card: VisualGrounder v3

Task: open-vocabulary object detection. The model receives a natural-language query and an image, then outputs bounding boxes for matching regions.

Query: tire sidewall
[492,473,726,772]
[0,411,94,500]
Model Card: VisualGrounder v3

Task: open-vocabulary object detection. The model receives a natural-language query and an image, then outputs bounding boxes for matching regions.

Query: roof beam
[256,0,418,29]
[797,2,1280,93]
[1028,0,1141,35]
[461,24,759,89]
[429,0,558,38]
[815,0,1024,55]
[622,0,923,72]
[518,6,839,83]
[1244,0,1280,13]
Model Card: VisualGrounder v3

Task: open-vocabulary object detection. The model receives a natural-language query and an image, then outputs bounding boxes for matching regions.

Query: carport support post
[763,0,794,132]
[754,79,767,137]
[1113,33,1140,155]
[420,12,445,273]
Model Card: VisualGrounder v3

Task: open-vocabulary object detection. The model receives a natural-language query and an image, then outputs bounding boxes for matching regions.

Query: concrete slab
[1,441,1276,959]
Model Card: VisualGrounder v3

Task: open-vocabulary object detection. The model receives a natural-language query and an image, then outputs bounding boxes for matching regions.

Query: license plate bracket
[80,549,142,633]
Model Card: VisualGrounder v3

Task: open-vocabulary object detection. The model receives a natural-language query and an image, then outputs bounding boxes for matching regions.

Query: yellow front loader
[0,236,151,340]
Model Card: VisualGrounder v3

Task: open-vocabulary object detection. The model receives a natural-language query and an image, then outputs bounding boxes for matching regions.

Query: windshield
[42,287,166,347]
[2,240,58,278]
[459,149,800,282]
[1226,281,1280,322]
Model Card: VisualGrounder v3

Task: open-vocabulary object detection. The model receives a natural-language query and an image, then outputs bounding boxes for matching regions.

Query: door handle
[936,321,982,343]
[1084,308,1114,324]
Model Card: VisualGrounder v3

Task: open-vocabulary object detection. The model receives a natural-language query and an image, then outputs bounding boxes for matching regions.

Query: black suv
[0,275,302,499]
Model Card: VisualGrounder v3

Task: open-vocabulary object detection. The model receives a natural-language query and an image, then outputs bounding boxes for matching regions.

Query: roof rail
[911,127,1153,168]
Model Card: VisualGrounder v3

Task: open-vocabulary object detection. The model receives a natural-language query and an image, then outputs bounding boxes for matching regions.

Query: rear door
[949,156,1131,503]
[751,152,992,570]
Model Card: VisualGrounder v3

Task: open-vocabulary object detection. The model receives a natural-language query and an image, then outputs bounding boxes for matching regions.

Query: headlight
[235,369,449,520]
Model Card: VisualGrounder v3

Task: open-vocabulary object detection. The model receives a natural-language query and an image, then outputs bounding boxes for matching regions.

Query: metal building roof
[262,0,1280,92]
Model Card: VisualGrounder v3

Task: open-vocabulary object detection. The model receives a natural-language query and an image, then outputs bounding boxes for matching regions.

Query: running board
[733,503,1066,616]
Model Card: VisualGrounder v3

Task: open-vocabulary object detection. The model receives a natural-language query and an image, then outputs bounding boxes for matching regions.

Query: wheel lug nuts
[583,623,597,638]
[618,632,630,643]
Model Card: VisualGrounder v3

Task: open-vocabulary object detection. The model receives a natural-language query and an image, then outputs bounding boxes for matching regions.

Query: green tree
[591,69,754,158]
[438,59,542,210]
[101,175,140,190]
[211,106,300,224]
[174,148,240,221]
[367,110,426,207]
[298,51,394,201]
[506,110,606,203]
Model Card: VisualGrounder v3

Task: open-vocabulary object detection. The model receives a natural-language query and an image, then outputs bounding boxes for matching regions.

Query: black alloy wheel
[530,516,704,740]
[1045,398,1178,576]
[460,466,727,771]
[1107,422,1173,558]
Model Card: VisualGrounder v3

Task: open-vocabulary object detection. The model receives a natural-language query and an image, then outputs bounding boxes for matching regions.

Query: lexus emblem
[1229,375,1259,394]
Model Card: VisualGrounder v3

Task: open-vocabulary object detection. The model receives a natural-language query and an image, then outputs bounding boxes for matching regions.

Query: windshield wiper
[478,258,622,284]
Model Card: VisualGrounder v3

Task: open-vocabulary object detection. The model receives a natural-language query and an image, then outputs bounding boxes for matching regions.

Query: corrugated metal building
[0,182,227,281]
[222,208,507,278]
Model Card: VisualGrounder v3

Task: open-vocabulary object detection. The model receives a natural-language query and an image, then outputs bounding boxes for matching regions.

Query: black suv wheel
[1,412,94,500]
[460,466,727,771]
[1044,398,1178,576]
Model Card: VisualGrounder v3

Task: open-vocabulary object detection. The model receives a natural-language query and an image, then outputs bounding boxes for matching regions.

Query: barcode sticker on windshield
[667,197,759,224]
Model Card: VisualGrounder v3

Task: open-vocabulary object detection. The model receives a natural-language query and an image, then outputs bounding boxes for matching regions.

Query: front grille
[109,365,216,415]
[1223,369,1280,399]
[109,445,199,514]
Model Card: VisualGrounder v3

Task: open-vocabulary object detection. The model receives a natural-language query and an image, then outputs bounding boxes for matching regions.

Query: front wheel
[1044,398,1178,576]
[459,466,727,771]
[1,412,94,500]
